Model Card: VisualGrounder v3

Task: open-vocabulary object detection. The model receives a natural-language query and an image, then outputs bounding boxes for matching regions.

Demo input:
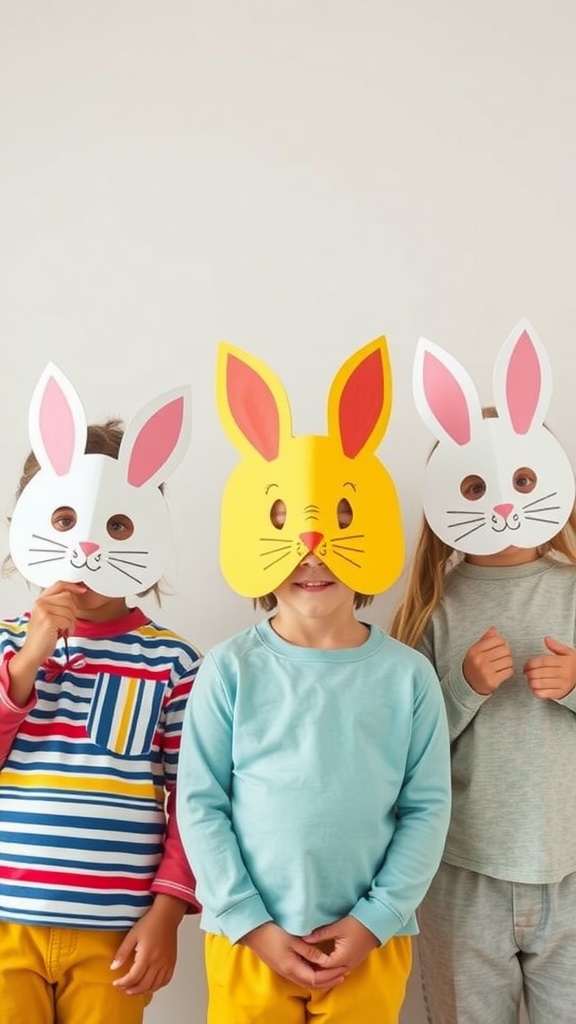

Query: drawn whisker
[109,563,144,584]
[521,504,560,514]
[523,515,560,525]
[108,557,148,569]
[263,551,293,571]
[27,556,66,566]
[30,547,69,554]
[448,517,485,530]
[259,537,294,543]
[523,491,556,510]
[108,550,149,555]
[259,544,292,558]
[329,534,365,542]
[331,543,366,554]
[333,551,362,568]
[446,510,485,517]
[454,522,486,543]
[31,534,67,549]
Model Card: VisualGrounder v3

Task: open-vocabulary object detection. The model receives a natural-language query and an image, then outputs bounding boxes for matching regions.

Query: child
[0,365,202,1024]
[176,338,451,1023]
[391,324,576,1023]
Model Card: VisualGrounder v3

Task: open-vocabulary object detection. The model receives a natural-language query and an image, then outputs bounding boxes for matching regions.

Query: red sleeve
[151,785,201,913]
[0,656,36,767]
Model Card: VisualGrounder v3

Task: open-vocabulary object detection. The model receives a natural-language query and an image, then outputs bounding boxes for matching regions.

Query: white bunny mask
[9,363,191,596]
[413,319,575,555]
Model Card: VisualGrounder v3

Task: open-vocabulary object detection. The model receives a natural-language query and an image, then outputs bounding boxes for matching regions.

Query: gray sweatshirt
[420,555,576,883]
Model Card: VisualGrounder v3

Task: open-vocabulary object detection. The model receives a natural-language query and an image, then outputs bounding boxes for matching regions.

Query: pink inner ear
[422,351,471,445]
[39,376,77,475]
[506,330,541,434]
[339,348,384,458]
[226,355,280,461]
[127,397,184,487]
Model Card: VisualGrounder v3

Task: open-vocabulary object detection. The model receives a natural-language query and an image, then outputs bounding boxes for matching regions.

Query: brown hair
[390,409,576,648]
[5,419,164,602]
[256,591,374,612]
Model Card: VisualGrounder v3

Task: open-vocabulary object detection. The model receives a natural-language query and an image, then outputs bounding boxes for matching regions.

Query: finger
[112,962,146,990]
[110,938,136,972]
[531,688,564,701]
[123,967,164,995]
[473,636,509,656]
[544,636,573,655]
[39,581,89,599]
[478,626,499,641]
[291,959,346,988]
[302,924,337,944]
[485,659,512,675]
[292,939,333,966]
[307,966,348,989]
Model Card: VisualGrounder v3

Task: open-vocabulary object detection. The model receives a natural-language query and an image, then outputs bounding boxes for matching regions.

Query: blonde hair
[390,408,576,648]
[4,419,164,602]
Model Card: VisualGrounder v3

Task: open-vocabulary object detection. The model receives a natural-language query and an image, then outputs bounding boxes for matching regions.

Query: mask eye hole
[460,475,486,501]
[106,514,134,540]
[513,467,537,494]
[51,506,77,531]
[337,498,353,528]
[270,499,286,530]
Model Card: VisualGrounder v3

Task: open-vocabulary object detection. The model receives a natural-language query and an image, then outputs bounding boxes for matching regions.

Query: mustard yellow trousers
[205,932,412,1024]
[0,922,152,1024]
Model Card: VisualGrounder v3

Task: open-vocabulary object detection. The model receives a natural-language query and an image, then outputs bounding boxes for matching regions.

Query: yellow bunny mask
[217,337,405,598]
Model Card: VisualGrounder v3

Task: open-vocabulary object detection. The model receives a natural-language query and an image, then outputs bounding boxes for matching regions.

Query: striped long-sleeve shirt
[0,606,202,929]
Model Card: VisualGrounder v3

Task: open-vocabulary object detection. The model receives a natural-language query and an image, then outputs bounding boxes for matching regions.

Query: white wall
[1,0,573,1019]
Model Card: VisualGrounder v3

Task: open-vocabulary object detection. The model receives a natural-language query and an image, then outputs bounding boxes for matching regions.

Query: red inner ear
[226,355,280,461]
[339,348,384,458]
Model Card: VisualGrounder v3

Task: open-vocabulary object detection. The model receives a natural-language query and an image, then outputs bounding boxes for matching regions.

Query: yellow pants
[0,922,152,1024]
[205,932,412,1024]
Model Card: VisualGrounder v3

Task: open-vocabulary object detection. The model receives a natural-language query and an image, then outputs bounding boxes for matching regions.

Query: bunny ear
[493,319,552,434]
[413,338,482,446]
[28,362,87,475]
[119,386,191,488]
[217,343,293,461]
[327,337,392,457]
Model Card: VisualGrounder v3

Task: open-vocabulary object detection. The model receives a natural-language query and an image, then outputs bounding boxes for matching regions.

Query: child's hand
[524,636,576,700]
[462,626,514,695]
[240,921,348,989]
[111,894,186,995]
[8,582,86,707]
[302,916,379,973]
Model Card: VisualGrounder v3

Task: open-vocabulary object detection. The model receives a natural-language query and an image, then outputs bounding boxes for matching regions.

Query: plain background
[2,0,575,1020]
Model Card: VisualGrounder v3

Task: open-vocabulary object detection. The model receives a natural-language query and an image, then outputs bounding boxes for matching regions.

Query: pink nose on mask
[79,541,100,557]
[493,503,514,519]
[299,532,324,553]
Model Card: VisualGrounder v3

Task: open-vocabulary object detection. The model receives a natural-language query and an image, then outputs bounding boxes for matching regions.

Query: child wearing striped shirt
[0,419,202,1024]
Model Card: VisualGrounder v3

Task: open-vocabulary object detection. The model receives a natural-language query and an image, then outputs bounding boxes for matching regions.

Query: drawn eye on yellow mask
[217,337,405,598]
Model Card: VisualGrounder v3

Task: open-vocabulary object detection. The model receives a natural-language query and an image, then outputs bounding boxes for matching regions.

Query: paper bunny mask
[217,337,404,597]
[413,319,575,554]
[9,363,191,596]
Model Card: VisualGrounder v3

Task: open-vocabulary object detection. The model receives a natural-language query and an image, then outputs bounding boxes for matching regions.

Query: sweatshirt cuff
[216,893,273,945]
[349,896,407,946]
[556,686,576,713]
[151,877,201,913]
[0,658,37,714]
[445,666,490,712]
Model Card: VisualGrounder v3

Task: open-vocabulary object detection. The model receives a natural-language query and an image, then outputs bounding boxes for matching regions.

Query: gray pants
[417,862,576,1024]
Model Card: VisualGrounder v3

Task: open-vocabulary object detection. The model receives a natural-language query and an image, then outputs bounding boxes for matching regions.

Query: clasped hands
[240,916,379,989]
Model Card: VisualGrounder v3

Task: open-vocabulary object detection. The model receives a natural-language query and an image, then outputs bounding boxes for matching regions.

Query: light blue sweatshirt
[177,619,450,945]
